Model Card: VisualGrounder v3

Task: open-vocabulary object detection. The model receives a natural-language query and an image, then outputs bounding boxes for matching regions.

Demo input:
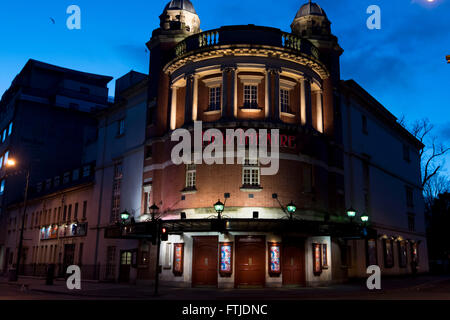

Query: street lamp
[214,200,224,219]
[361,214,369,223]
[346,207,356,218]
[120,210,130,223]
[149,203,159,221]
[6,158,30,282]
[286,201,297,220]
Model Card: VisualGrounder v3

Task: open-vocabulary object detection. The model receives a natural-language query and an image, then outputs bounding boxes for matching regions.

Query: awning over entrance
[104,218,376,240]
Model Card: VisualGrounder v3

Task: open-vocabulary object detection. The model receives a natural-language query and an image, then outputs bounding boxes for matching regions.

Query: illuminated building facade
[139,0,428,288]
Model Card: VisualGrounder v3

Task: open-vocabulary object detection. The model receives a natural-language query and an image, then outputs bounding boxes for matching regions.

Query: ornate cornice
[164,45,330,79]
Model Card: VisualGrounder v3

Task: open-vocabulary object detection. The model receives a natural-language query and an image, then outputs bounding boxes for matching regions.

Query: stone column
[268,68,281,121]
[170,85,178,130]
[316,89,324,133]
[184,74,194,126]
[265,70,270,119]
[221,67,229,118]
[230,67,237,119]
[192,75,199,121]
[302,77,312,127]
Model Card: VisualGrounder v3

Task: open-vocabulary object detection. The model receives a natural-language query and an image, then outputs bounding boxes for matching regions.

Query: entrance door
[235,236,265,288]
[282,241,305,286]
[63,244,75,274]
[192,236,218,287]
[119,251,132,283]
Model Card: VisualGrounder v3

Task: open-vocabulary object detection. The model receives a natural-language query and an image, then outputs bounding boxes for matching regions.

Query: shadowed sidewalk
[1,274,449,300]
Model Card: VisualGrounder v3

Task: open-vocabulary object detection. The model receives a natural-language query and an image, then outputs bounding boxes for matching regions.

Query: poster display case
[219,242,233,277]
[173,243,184,276]
[268,242,281,276]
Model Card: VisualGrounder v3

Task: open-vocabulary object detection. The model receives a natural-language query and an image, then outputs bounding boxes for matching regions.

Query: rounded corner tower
[291,1,343,84]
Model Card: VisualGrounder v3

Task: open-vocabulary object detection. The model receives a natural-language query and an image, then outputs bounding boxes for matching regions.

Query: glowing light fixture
[346,207,357,218]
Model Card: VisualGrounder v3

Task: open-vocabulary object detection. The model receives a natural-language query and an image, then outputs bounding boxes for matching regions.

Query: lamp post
[346,207,357,222]
[149,204,161,296]
[286,201,297,220]
[6,159,30,282]
[120,210,130,223]
[214,200,225,219]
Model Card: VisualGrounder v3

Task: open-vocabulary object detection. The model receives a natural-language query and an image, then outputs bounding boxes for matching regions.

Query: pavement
[1,274,450,300]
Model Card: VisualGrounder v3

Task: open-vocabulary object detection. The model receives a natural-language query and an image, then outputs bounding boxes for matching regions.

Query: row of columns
[169,67,324,132]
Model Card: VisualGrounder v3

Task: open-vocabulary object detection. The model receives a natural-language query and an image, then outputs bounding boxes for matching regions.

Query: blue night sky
[0,0,449,173]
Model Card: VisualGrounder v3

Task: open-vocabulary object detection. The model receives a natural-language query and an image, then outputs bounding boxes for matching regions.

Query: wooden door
[235,236,265,288]
[119,251,132,283]
[192,236,218,287]
[282,241,305,286]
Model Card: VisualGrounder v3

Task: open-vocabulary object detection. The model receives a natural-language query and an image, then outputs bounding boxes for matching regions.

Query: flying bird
[49,17,55,24]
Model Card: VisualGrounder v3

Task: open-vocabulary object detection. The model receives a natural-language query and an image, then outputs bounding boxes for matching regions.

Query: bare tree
[399,118,450,202]
[424,173,450,209]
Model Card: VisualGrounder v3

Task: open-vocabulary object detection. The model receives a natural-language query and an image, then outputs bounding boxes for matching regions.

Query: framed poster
[321,244,328,269]
[219,242,233,277]
[411,242,419,264]
[383,239,394,268]
[268,242,281,276]
[312,243,322,276]
[366,239,378,267]
[173,243,184,276]
[398,241,407,268]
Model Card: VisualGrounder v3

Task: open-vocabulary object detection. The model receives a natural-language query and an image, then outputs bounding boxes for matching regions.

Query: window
[69,103,79,110]
[54,176,60,187]
[74,203,79,220]
[383,239,394,268]
[118,119,125,136]
[280,89,290,113]
[0,156,3,169]
[82,201,87,219]
[111,162,123,222]
[82,165,90,177]
[208,87,221,111]
[105,246,117,280]
[2,129,6,142]
[80,87,90,94]
[0,179,5,194]
[362,115,368,134]
[244,85,258,108]
[63,206,67,222]
[73,169,80,181]
[45,179,52,190]
[68,204,72,221]
[242,156,260,187]
[408,213,415,231]
[8,122,13,136]
[121,251,132,265]
[406,186,414,207]
[403,144,410,162]
[36,182,43,193]
[185,164,196,189]
[63,172,70,184]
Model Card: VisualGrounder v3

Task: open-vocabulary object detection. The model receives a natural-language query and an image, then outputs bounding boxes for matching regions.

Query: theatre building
[136,0,428,288]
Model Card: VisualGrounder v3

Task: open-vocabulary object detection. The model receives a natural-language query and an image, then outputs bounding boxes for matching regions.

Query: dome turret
[160,0,200,34]
[291,1,331,37]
